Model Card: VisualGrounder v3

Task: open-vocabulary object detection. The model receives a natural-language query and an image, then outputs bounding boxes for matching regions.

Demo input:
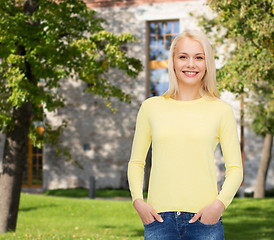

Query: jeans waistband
[159,211,196,218]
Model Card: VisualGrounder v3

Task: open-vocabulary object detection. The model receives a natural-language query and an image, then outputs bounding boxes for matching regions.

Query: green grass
[0,194,273,240]
[223,198,274,240]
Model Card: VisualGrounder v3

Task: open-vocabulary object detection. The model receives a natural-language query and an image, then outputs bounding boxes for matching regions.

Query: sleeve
[216,104,243,209]
[127,102,152,202]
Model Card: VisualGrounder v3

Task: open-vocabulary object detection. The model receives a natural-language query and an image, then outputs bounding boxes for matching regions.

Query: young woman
[127,30,243,240]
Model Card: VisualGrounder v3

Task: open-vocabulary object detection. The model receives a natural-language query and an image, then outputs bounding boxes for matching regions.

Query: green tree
[196,0,273,197]
[0,0,142,233]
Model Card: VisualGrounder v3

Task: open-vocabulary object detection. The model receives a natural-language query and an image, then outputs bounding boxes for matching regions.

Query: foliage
[0,0,142,156]
[43,187,90,198]
[0,194,273,239]
[43,187,148,198]
[195,0,273,137]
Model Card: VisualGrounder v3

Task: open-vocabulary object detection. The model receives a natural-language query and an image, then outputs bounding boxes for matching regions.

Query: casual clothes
[128,95,243,213]
[144,211,224,240]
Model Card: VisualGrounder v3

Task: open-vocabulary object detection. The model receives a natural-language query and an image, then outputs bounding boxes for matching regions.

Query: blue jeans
[144,211,225,240]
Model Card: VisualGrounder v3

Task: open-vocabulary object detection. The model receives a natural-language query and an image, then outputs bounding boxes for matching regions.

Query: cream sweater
[127,95,243,213]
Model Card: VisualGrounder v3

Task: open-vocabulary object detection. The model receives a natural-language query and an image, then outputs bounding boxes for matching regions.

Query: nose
[187,57,195,68]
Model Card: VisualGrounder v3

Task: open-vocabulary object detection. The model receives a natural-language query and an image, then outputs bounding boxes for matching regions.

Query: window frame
[22,127,44,188]
[146,19,180,98]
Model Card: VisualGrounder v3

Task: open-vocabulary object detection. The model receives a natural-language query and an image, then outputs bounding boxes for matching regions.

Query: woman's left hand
[189,199,225,225]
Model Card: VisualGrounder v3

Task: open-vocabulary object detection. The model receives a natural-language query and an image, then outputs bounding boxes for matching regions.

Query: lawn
[0,194,273,240]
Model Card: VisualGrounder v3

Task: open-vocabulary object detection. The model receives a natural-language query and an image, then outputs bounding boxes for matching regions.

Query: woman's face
[173,37,206,89]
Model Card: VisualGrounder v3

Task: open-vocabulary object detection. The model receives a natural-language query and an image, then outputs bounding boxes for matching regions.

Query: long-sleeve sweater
[127,95,243,213]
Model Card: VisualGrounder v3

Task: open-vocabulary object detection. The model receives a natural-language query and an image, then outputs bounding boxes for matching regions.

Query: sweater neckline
[161,95,205,104]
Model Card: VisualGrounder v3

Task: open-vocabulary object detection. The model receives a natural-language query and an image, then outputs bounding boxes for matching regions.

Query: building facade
[0,0,273,194]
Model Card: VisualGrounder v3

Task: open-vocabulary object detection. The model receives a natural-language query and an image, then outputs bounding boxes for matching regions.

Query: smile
[182,71,199,77]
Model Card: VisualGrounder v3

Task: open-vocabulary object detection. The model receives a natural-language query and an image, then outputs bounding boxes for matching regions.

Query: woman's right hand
[133,198,163,225]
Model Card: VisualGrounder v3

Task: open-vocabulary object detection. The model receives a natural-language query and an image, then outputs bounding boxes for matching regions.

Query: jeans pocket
[143,219,158,227]
[197,217,222,226]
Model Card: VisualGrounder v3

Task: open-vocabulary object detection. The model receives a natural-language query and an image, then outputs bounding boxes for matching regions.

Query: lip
[182,71,199,77]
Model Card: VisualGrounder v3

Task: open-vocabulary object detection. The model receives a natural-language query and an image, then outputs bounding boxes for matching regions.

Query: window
[147,20,179,97]
[23,127,44,188]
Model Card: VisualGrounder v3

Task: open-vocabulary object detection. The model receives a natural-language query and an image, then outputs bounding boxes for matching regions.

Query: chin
[179,79,202,86]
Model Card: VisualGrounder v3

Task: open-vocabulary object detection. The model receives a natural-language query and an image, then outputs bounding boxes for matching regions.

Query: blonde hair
[162,30,219,99]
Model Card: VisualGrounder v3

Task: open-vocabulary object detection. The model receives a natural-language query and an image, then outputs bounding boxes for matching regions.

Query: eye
[179,55,187,59]
[196,56,204,60]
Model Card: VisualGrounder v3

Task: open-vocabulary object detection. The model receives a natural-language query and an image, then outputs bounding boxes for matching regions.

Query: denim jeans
[144,211,225,240]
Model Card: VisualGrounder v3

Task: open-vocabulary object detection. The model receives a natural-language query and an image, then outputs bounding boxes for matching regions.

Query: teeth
[184,71,197,76]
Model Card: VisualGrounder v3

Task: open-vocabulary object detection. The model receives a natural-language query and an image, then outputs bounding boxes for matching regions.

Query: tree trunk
[254,133,273,198]
[0,102,32,232]
[0,1,38,232]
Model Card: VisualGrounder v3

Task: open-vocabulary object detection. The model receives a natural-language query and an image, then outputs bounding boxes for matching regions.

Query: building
[0,0,273,194]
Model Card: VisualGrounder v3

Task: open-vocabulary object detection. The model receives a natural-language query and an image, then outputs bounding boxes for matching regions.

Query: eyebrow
[178,52,205,55]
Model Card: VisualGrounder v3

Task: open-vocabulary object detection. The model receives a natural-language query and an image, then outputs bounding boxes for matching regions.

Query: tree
[196,0,273,197]
[0,0,142,233]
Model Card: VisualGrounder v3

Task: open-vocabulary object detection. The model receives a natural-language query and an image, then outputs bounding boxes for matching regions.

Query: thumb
[153,212,164,223]
[189,212,201,223]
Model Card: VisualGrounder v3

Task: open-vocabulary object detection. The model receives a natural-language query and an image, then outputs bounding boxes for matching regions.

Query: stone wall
[43,74,144,189]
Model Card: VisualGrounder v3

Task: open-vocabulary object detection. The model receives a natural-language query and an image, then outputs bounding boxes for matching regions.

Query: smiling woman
[128,30,243,240]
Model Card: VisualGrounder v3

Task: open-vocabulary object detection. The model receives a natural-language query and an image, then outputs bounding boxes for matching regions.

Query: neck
[175,84,202,101]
